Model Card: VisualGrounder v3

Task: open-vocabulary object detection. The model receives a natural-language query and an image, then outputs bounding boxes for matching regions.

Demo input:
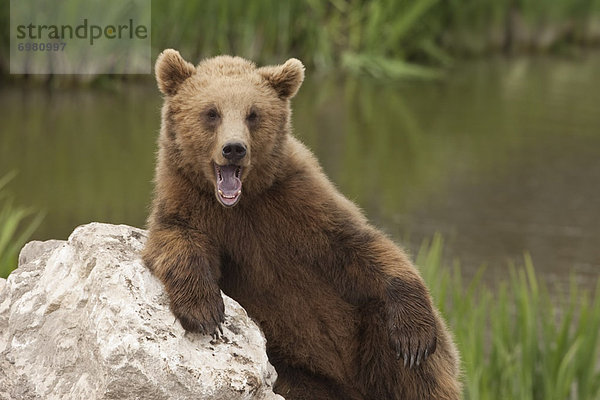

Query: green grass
[0,172,44,278]
[419,234,600,400]
[2,0,600,80]
[148,0,600,78]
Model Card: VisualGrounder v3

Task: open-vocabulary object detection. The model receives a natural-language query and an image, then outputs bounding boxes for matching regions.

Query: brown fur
[143,49,462,400]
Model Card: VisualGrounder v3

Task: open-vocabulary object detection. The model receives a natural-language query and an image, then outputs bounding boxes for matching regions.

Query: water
[1,53,599,290]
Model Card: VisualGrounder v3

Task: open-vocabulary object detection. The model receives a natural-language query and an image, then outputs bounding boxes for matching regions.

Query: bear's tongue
[216,165,242,205]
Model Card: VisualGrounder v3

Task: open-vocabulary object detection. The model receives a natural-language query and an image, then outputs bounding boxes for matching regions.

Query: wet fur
[143,50,462,399]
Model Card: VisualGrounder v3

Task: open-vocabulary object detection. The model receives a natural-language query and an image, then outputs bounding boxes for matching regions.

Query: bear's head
[155,49,305,207]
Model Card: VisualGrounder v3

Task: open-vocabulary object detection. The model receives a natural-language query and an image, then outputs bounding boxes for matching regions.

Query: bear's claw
[172,290,225,337]
[389,316,437,369]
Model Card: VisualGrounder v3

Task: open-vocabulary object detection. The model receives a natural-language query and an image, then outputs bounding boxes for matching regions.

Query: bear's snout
[222,142,247,162]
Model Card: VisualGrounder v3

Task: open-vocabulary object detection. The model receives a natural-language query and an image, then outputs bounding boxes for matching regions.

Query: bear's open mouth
[214,163,242,207]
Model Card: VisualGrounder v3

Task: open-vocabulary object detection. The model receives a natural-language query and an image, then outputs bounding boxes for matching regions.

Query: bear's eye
[246,110,258,124]
[206,108,220,122]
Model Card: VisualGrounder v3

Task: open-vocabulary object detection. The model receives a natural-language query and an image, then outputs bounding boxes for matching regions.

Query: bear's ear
[258,58,305,99]
[155,49,196,96]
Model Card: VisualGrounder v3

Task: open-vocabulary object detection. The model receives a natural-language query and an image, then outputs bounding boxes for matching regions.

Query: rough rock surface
[0,223,283,400]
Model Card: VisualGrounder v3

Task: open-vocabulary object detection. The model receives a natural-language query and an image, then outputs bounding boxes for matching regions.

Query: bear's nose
[222,142,247,161]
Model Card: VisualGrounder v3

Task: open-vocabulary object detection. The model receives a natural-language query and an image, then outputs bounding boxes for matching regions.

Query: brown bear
[142,49,461,400]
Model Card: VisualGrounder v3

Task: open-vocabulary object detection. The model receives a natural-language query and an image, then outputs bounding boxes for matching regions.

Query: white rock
[0,222,283,400]
[17,239,64,267]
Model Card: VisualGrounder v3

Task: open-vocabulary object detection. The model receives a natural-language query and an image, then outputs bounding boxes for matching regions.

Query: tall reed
[0,172,44,278]
[2,0,600,80]
[418,235,600,400]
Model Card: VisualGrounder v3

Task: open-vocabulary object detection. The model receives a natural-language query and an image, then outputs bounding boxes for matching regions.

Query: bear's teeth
[218,189,242,199]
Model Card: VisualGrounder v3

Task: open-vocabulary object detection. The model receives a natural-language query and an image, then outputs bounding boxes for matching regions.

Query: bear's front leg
[326,225,439,369]
[385,276,437,368]
[142,226,224,336]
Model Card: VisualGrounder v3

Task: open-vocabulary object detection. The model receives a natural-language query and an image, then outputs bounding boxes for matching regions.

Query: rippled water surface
[1,53,599,289]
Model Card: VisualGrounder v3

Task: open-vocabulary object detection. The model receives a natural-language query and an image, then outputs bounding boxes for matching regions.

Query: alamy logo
[10,0,151,74]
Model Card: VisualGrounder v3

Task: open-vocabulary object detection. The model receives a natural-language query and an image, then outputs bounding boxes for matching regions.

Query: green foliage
[419,235,600,400]
[148,0,600,79]
[2,0,600,80]
[0,172,44,278]
[148,0,452,78]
